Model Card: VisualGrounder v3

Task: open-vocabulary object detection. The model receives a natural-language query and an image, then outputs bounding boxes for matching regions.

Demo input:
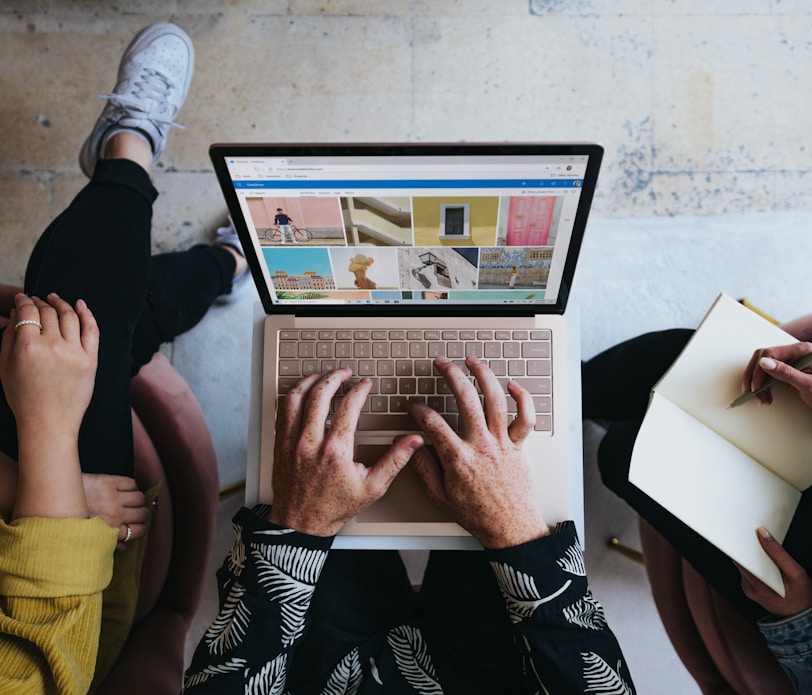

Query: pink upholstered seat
[639,518,794,694]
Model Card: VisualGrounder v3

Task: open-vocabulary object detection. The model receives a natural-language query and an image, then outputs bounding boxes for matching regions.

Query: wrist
[476,517,549,550]
[267,505,341,537]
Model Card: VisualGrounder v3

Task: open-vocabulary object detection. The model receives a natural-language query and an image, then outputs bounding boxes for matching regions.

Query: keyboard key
[514,377,552,394]
[523,342,551,358]
[535,415,553,431]
[527,359,551,376]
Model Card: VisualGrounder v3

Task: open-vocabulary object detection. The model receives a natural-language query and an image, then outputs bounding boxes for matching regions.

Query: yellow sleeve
[0,516,118,695]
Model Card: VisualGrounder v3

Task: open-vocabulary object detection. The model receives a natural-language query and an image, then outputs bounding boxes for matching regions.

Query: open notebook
[210,142,603,547]
[630,293,812,595]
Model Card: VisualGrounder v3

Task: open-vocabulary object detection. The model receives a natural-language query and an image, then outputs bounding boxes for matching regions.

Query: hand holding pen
[731,342,812,409]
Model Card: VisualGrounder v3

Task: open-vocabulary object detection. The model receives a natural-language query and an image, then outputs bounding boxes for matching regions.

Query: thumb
[756,527,803,577]
[366,434,424,491]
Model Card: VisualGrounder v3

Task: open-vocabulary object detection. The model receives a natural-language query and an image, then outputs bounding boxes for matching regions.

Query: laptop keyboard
[276,328,553,432]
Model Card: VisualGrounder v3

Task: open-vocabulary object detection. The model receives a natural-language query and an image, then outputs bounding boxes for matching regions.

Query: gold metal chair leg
[607,537,645,565]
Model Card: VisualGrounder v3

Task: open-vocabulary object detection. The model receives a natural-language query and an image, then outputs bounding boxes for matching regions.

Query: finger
[45,293,81,342]
[750,343,811,389]
[10,295,42,338]
[302,368,351,433]
[108,475,140,492]
[277,372,322,437]
[409,444,447,505]
[12,292,36,315]
[406,400,457,448]
[365,434,424,496]
[466,355,507,434]
[755,527,806,577]
[30,296,58,335]
[124,506,152,525]
[435,356,485,435]
[506,379,536,443]
[742,348,763,395]
[757,354,812,402]
[74,298,99,358]
[330,376,371,432]
[120,490,147,508]
[116,522,148,550]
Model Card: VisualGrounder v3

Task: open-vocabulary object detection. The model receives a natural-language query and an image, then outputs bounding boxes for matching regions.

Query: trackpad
[355,445,451,524]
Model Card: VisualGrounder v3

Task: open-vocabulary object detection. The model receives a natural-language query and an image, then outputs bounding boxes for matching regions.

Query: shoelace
[99,67,185,131]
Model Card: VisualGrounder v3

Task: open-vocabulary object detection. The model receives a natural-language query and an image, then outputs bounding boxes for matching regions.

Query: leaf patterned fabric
[183,509,635,694]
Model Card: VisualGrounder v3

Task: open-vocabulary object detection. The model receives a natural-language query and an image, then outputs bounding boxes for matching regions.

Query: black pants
[285,549,524,694]
[582,328,812,621]
[0,159,234,475]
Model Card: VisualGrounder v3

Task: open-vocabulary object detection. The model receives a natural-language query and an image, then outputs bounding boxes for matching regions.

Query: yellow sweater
[0,516,118,695]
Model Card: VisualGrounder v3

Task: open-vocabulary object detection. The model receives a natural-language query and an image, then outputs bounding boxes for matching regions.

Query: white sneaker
[79,22,194,176]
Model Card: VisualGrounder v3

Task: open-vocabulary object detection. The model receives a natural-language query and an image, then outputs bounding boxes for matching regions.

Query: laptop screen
[210,143,602,317]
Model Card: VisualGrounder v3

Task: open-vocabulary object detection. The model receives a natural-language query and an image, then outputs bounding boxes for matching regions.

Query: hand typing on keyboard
[268,367,424,536]
[407,355,550,549]
[267,356,549,545]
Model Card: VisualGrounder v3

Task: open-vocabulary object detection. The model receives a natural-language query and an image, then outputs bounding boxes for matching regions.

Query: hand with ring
[82,474,150,550]
[0,293,100,521]
[1,293,98,438]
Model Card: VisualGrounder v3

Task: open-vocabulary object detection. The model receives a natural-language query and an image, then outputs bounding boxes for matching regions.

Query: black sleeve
[486,522,636,694]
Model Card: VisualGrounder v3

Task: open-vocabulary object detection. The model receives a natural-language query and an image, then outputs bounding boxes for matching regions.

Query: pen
[728,352,812,408]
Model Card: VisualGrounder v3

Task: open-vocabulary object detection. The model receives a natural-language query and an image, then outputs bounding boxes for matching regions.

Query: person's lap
[285,548,523,693]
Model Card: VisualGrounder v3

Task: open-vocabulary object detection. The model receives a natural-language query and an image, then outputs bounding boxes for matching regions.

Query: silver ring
[14,319,43,332]
[123,524,133,543]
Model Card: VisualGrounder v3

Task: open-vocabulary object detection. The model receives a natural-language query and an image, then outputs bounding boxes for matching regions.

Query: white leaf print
[228,521,246,576]
[252,544,328,646]
[322,648,363,695]
[183,657,247,689]
[581,652,633,694]
[204,582,251,655]
[563,592,608,631]
[245,653,288,695]
[557,542,586,576]
[387,625,443,694]
[490,561,572,623]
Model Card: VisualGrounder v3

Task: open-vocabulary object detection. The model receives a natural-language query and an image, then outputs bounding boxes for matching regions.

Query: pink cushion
[131,411,172,626]
[129,352,218,623]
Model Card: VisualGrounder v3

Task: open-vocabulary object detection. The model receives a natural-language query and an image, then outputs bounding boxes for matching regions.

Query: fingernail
[760,357,777,371]
[435,356,450,365]
[467,354,481,365]
[758,526,773,540]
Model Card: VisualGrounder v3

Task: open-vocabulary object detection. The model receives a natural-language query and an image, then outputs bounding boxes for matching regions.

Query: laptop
[210,142,603,548]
